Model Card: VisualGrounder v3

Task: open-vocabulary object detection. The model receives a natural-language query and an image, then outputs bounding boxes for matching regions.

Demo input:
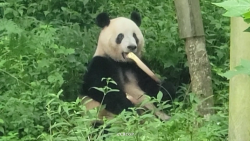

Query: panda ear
[96,12,110,28]
[130,11,141,27]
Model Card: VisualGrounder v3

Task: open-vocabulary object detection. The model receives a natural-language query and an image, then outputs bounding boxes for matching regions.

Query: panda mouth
[122,52,129,59]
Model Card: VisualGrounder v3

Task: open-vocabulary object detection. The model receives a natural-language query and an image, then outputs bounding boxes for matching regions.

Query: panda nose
[127,45,137,51]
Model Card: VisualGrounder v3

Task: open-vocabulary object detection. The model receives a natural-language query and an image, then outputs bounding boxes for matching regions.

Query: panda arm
[82,57,134,115]
[132,64,160,98]
[133,63,176,101]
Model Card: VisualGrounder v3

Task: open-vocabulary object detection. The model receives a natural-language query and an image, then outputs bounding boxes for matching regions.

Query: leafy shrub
[0,0,229,140]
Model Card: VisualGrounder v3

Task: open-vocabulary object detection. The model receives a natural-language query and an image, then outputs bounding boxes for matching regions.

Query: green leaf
[64,48,75,55]
[47,72,64,86]
[50,122,71,129]
[244,26,250,32]
[67,55,76,63]
[107,89,120,94]
[0,127,4,134]
[243,11,250,19]
[57,89,63,97]
[213,0,250,17]
[241,59,250,68]
[37,59,50,68]
[243,11,250,24]
[0,119,4,124]
[222,59,250,79]
[83,0,89,5]
[44,11,50,16]
[63,106,69,116]
[58,105,61,114]
[61,7,67,11]
[0,2,9,7]
[92,87,105,93]
[157,91,163,101]
[0,19,23,35]
[0,60,6,68]
[244,18,250,23]
[109,80,117,85]
[3,8,13,15]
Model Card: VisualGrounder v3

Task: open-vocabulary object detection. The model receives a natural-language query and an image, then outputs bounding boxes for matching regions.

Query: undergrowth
[0,0,229,140]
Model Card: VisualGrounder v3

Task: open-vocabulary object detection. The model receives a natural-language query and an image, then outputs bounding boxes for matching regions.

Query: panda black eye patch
[133,33,139,44]
[116,33,124,44]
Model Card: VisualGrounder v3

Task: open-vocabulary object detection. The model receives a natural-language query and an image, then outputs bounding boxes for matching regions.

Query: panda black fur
[80,12,176,122]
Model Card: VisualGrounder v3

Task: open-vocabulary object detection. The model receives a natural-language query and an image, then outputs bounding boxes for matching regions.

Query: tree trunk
[174,0,214,116]
[185,36,214,116]
[229,17,250,141]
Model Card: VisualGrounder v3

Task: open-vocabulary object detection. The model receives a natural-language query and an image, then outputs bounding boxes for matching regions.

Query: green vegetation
[214,0,250,79]
[0,0,230,140]
[213,0,250,31]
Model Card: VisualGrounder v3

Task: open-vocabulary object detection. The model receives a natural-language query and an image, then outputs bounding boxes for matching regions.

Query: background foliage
[214,0,250,80]
[214,0,250,31]
[0,0,229,140]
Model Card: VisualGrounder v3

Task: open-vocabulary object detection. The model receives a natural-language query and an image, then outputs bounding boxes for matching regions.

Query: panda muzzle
[122,52,130,59]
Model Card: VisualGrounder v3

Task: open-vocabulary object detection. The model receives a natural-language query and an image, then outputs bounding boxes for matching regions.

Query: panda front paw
[155,111,171,121]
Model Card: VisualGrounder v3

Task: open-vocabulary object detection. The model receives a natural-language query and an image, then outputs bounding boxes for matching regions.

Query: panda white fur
[80,12,176,124]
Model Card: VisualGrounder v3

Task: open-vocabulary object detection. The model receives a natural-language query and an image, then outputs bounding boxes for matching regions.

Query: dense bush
[0,0,229,140]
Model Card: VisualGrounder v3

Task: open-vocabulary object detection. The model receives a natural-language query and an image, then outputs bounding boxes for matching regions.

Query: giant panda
[80,11,176,124]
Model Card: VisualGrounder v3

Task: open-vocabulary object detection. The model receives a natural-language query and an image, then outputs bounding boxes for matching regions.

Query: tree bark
[174,0,214,116]
[229,17,250,141]
[185,36,214,116]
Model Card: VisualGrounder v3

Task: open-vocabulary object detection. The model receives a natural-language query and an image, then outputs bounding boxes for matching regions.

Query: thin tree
[229,17,250,141]
[174,0,214,116]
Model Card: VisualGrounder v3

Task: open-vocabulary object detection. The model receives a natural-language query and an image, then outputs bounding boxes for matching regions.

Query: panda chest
[119,69,144,98]
[121,70,138,85]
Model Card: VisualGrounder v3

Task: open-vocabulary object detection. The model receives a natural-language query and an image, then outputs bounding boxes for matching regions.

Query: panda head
[94,12,144,62]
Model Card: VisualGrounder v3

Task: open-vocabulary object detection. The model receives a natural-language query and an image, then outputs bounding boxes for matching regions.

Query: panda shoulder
[83,56,118,85]
[86,56,115,72]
